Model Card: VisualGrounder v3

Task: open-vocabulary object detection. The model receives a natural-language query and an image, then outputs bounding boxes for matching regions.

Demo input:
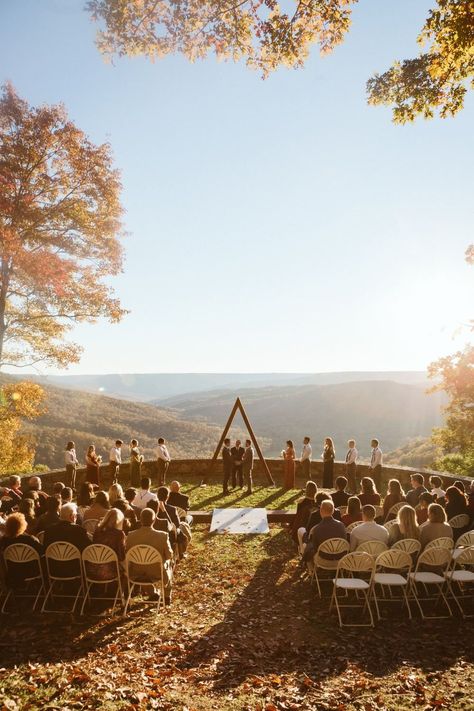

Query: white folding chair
[2,544,46,613]
[391,538,421,558]
[175,506,187,521]
[338,506,348,517]
[408,547,452,619]
[124,544,167,616]
[372,549,412,620]
[42,542,84,613]
[448,514,470,540]
[346,521,362,534]
[81,544,125,615]
[452,531,474,561]
[356,540,388,559]
[83,519,100,537]
[425,537,454,552]
[444,546,474,618]
[385,502,405,521]
[383,519,398,532]
[329,552,374,628]
[374,505,384,520]
[37,531,45,545]
[311,538,350,597]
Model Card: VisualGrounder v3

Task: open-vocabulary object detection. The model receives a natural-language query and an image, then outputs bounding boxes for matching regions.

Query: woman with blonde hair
[388,504,420,546]
[108,483,125,506]
[322,437,335,488]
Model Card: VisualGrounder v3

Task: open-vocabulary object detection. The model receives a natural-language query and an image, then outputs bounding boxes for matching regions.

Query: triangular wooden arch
[207,397,275,486]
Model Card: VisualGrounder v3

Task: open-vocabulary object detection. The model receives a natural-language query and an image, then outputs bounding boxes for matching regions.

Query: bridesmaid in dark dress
[283,440,296,490]
[322,437,335,489]
[86,444,101,487]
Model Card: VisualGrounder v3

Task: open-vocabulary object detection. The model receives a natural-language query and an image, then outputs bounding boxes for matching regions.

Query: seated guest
[61,487,73,504]
[358,477,381,506]
[124,488,141,517]
[132,477,158,510]
[468,481,474,518]
[383,479,406,521]
[83,491,110,522]
[109,483,126,507]
[24,476,49,515]
[0,513,43,587]
[44,504,90,578]
[445,485,469,522]
[92,508,126,577]
[126,507,173,604]
[416,492,435,525]
[305,493,342,533]
[419,503,453,549]
[291,481,317,544]
[341,496,362,527]
[331,476,350,509]
[302,500,347,562]
[18,498,36,534]
[157,486,191,556]
[454,480,466,495]
[0,475,23,514]
[429,475,446,503]
[53,481,66,499]
[77,482,95,518]
[388,504,420,546]
[109,485,137,533]
[168,481,193,526]
[405,473,428,508]
[350,505,388,551]
[34,496,61,534]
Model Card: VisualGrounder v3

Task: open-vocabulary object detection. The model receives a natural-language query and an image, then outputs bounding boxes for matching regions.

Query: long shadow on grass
[182,529,473,690]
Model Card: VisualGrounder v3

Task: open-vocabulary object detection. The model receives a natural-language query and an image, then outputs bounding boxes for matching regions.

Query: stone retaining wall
[9,458,472,495]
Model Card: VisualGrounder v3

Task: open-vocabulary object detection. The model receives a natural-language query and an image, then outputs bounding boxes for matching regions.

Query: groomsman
[369,438,383,491]
[300,436,312,480]
[109,440,123,483]
[344,439,358,493]
[222,438,232,494]
[157,437,171,485]
[242,439,254,495]
[231,439,245,488]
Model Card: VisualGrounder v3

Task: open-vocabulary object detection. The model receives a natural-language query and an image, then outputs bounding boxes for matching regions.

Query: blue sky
[1,0,472,374]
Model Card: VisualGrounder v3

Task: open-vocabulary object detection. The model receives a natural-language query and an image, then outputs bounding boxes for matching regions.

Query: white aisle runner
[210,508,269,534]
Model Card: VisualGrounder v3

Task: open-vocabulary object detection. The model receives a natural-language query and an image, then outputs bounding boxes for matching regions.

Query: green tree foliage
[368,0,474,122]
[0,84,127,370]
[0,381,45,475]
[87,1,474,121]
[429,345,474,476]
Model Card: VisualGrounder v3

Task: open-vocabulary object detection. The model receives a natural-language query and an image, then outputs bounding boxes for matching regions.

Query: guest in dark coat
[0,513,44,586]
[34,496,61,534]
[43,504,90,578]
[304,493,342,535]
[303,500,347,562]
[168,481,193,526]
[291,481,317,544]
[331,476,350,509]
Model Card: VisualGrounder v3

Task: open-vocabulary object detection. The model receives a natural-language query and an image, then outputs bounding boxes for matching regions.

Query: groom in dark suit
[230,439,245,488]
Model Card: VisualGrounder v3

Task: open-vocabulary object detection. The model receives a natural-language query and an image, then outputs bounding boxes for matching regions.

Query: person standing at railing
[344,439,358,493]
[130,439,143,487]
[109,439,123,484]
[283,440,296,490]
[300,436,312,481]
[85,444,101,486]
[368,438,383,492]
[157,437,171,485]
[322,437,335,489]
[65,441,79,491]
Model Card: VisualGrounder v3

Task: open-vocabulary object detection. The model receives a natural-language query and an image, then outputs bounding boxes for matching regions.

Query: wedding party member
[86,444,101,486]
[65,441,79,490]
[300,437,312,480]
[222,438,233,494]
[283,440,296,490]
[231,439,245,489]
[322,437,335,489]
[109,440,123,483]
[130,439,143,487]
[242,439,254,495]
[344,439,358,493]
[368,438,383,491]
[157,437,171,485]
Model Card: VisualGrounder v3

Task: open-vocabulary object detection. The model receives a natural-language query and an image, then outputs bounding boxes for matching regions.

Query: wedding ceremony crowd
[0,434,472,622]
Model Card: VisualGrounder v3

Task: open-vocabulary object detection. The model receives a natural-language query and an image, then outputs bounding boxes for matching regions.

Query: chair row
[1,541,170,617]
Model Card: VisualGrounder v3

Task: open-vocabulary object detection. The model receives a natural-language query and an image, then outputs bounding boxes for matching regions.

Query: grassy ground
[180,480,304,511]
[0,525,473,710]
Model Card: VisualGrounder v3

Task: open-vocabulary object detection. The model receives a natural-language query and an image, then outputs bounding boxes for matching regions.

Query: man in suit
[344,439,358,493]
[293,480,317,546]
[168,481,193,526]
[302,500,347,562]
[300,437,312,480]
[231,439,245,488]
[126,507,173,604]
[44,503,91,578]
[242,439,254,495]
[222,438,233,494]
[369,438,383,492]
[157,486,191,557]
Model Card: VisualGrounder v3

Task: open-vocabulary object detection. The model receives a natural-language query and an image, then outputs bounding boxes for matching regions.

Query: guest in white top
[369,438,383,491]
[109,439,123,483]
[300,437,312,480]
[157,437,171,485]
[350,504,389,551]
[65,441,79,490]
[344,439,358,493]
[132,476,158,510]
[429,475,446,502]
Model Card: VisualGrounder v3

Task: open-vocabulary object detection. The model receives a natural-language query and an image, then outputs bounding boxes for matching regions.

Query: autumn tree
[0,83,127,370]
[87,0,474,122]
[0,381,45,474]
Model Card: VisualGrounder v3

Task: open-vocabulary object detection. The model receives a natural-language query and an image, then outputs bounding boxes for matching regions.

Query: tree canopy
[0,84,127,370]
[87,0,474,122]
[0,380,45,475]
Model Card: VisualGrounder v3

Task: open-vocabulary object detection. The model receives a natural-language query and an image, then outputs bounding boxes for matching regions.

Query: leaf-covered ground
[0,526,473,711]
